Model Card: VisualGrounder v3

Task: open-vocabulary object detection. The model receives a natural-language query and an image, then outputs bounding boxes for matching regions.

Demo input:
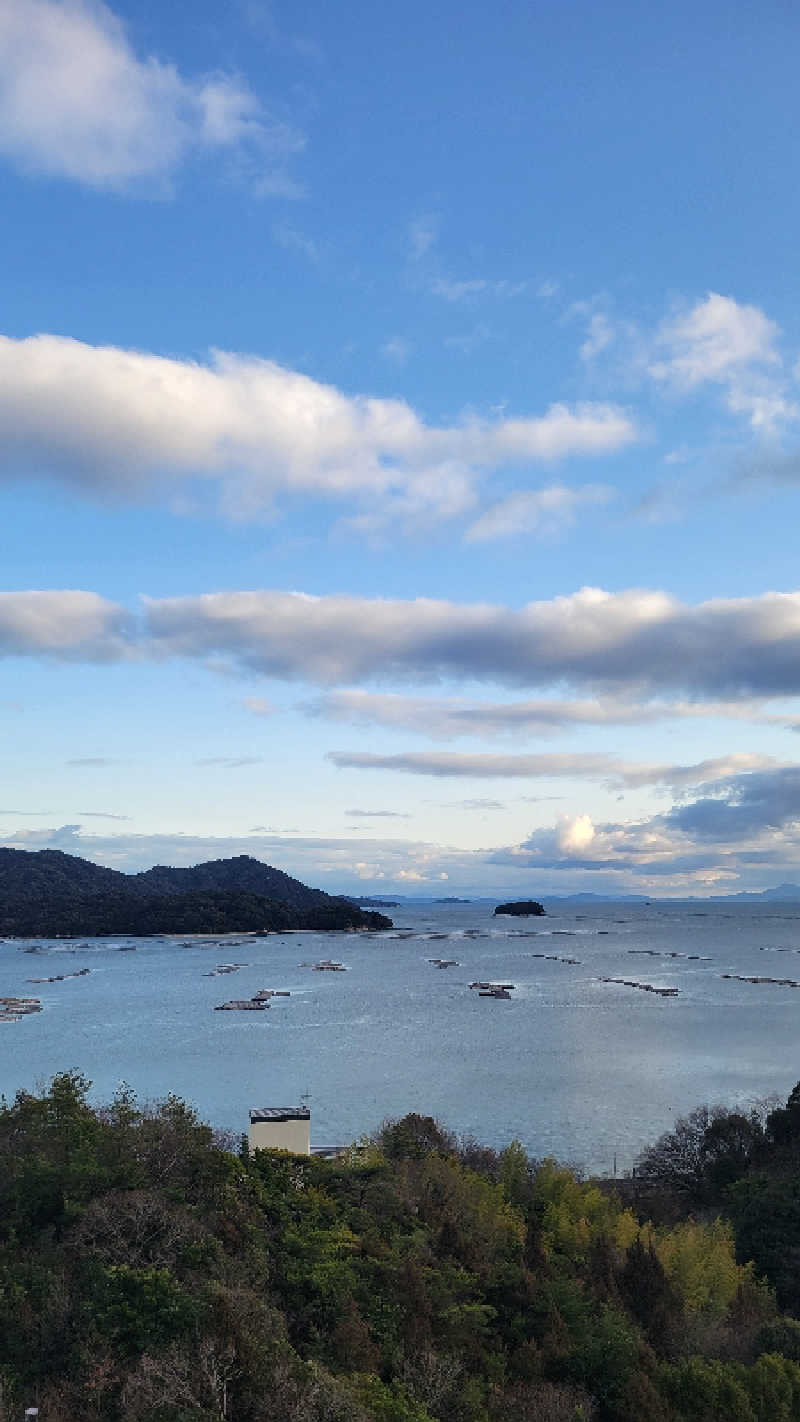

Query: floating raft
[529,953,582,965]
[629,949,710,961]
[0,996,42,1018]
[722,973,800,988]
[469,980,515,991]
[215,999,270,1011]
[26,968,90,983]
[599,978,678,997]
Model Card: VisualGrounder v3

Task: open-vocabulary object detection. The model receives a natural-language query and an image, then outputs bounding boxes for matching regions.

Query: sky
[3,0,800,896]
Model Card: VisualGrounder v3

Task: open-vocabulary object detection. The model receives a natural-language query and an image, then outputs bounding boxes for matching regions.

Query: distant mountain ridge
[0,850,391,936]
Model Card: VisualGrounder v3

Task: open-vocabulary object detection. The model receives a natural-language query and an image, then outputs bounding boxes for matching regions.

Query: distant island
[0,850,392,936]
[345,895,401,907]
[493,899,546,917]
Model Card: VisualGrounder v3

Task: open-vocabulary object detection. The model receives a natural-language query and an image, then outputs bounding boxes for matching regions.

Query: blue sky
[3,0,800,895]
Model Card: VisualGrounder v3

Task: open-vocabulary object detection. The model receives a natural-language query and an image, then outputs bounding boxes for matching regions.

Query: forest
[2,1074,800,1420]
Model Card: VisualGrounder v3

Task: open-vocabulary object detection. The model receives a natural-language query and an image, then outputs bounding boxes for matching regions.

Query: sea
[3,898,800,1175]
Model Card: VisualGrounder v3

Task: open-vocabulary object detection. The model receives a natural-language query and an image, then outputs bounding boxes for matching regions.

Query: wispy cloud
[307,688,773,739]
[0,0,304,193]
[465,483,613,543]
[78,810,131,820]
[432,277,528,303]
[345,808,411,819]
[195,756,263,768]
[580,312,615,362]
[242,696,274,716]
[408,215,438,260]
[67,757,120,766]
[327,749,781,787]
[272,223,319,261]
[380,337,413,365]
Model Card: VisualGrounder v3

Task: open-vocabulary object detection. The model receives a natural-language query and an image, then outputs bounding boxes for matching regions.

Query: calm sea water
[3,899,800,1174]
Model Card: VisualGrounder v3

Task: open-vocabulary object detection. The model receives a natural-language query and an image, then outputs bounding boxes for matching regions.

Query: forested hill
[0,849,391,935]
[5,1075,800,1422]
[133,854,333,909]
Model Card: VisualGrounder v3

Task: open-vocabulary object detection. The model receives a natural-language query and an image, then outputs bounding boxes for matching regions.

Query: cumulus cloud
[650,292,796,431]
[651,293,779,387]
[0,590,132,659]
[11,585,800,706]
[557,814,595,854]
[622,753,781,792]
[141,585,800,697]
[0,0,302,191]
[666,766,800,841]
[0,333,638,526]
[465,483,613,543]
[485,764,800,891]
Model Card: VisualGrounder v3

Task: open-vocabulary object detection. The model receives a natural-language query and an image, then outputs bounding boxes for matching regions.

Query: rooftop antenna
[299,1088,312,1112]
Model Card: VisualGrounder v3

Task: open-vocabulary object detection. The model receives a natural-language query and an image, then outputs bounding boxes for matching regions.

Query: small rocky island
[0,849,393,936]
[493,899,546,917]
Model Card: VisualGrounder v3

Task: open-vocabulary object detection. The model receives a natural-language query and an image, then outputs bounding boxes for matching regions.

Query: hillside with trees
[4,1076,800,1420]
[0,850,391,935]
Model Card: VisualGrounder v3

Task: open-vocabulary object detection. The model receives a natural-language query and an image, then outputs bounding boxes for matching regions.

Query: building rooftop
[250,1106,310,1123]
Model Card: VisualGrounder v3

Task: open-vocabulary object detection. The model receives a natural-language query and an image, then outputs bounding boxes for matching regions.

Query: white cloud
[138,585,800,696]
[0,332,638,526]
[328,750,620,779]
[650,292,796,431]
[465,483,613,543]
[380,337,412,364]
[557,814,595,854]
[306,688,770,738]
[0,590,131,658]
[580,312,615,362]
[326,749,783,789]
[10,585,800,708]
[345,808,411,819]
[272,223,319,261]
[431,277,488,302]
[408,215,438,260]
[0,0,302,191]
[431,277,528,303]
[651,293,779,386]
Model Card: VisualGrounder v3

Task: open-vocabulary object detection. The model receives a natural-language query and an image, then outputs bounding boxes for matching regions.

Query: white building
[248,1105,311,1155]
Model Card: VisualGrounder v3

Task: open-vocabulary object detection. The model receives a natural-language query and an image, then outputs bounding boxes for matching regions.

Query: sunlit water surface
[3,899,800,1173]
